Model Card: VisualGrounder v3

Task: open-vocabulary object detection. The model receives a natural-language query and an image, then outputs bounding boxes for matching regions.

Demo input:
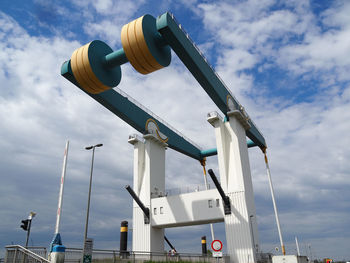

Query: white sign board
[83,238,93,263]
[213,251,223,258]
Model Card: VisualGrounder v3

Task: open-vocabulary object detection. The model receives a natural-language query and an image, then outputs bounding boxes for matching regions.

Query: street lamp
[82,144,103,263]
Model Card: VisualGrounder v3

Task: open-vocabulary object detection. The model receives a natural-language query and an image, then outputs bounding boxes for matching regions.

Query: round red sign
[211,240,223,252]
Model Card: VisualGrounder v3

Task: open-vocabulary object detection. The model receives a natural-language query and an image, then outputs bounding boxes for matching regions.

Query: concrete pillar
[208,111,259,263]
[128,134,166,253]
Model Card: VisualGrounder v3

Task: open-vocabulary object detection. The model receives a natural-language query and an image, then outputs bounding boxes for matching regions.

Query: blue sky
[0,0,349,261]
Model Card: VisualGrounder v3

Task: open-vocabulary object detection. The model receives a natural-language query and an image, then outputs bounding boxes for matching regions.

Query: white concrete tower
[128,134,166,253]
[208,110,260,263]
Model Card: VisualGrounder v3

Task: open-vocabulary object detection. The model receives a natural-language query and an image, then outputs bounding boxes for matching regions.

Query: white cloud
[70,0,145,46]
[278,27,350,82]
[198,0,312,51]
[1,1,350,259]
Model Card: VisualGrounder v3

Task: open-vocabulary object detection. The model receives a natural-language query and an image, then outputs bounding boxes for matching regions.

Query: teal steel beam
[61,60,256,161]
[61,60,203,160]
[200,148,217,158]
[156,12,267,150]
[200,139,257,158]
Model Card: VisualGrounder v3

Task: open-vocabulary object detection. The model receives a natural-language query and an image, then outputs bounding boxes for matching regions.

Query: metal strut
[207,169,231,215]
[164,236,176,251]
[263,149,286,255]
[125,185,150,224]
[125,185,177,251]
[200,159,215,241]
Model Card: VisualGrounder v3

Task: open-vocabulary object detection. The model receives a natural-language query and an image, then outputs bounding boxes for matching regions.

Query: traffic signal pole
[25,219,32,248]
[21,212,35,248]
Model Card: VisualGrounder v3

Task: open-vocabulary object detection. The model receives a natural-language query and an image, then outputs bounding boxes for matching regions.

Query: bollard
[120,221,128,258]
[50,245,65,263]
[201,236,207,255]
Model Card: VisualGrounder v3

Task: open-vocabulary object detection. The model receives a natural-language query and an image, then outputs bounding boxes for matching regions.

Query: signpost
[211,240,223,259]
[83,238,93,263]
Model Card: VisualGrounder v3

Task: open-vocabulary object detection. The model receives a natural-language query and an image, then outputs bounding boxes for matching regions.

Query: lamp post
[82,144,103,263]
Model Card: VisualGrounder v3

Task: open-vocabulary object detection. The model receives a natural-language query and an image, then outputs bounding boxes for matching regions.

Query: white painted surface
[50,252,65,263]
[128,110,260,260]
[209,111,259,263]
[55,141,69,234]
[295,237,300,256]
[213,252,223,257]
[151,189,224,228]
[129,134,166,253]
[272,255,309,263]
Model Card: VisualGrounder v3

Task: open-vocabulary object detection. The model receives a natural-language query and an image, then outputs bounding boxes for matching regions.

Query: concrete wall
[151,189,225,228]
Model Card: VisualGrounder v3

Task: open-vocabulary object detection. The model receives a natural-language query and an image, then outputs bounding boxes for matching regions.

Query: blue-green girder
[156,12,266,150]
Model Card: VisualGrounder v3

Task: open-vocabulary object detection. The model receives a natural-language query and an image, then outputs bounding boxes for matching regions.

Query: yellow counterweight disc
[121,18,151,74]
[71,44,100,94]
[71,41,120,94]
[134,17,164,71]
[121,15,170,75]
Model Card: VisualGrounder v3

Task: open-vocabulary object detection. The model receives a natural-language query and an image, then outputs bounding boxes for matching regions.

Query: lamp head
[28,211,36,219]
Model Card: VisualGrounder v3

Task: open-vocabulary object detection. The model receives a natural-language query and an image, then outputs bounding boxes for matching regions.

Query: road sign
[211,239,223,252]
[83,238,93,263]
[213,251,223,258]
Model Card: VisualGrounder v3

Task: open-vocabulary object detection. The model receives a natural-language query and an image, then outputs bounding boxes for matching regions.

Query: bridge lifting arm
[61,12,265,161]
[61,62,203,160]
[61,63,256,160]
[156,13,266,150]
[208,169,231,215]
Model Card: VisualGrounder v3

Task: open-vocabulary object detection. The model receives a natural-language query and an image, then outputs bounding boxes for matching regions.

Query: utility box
[272,255,308,263]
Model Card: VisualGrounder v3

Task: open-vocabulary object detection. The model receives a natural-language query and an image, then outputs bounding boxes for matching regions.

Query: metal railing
[5,246,229,263]
[164,184,213,197]
[25,248,47,259]
[5,245,49,263]
[64,248,229,263]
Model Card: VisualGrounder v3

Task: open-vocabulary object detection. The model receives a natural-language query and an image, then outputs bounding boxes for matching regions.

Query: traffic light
[21,219,29,231]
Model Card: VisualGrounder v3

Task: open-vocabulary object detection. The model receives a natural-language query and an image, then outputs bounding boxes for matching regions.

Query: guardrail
[5,245,230,263]
[64,248,229,263]
[163,184,213,197]
[5,245,49,263]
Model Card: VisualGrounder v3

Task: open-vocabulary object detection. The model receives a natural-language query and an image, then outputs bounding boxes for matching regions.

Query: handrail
[5,245,50,263]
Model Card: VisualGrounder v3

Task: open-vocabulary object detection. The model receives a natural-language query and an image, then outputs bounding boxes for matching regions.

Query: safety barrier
[64,248,229,263]
[5,245,230,263]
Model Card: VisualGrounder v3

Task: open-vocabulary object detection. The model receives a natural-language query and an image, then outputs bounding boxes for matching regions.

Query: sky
[0,0,349,261]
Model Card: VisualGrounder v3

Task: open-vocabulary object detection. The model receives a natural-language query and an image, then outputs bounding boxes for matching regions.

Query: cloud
[69,0,146,46]
[0,7,219,254]
[1,0,350,260]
